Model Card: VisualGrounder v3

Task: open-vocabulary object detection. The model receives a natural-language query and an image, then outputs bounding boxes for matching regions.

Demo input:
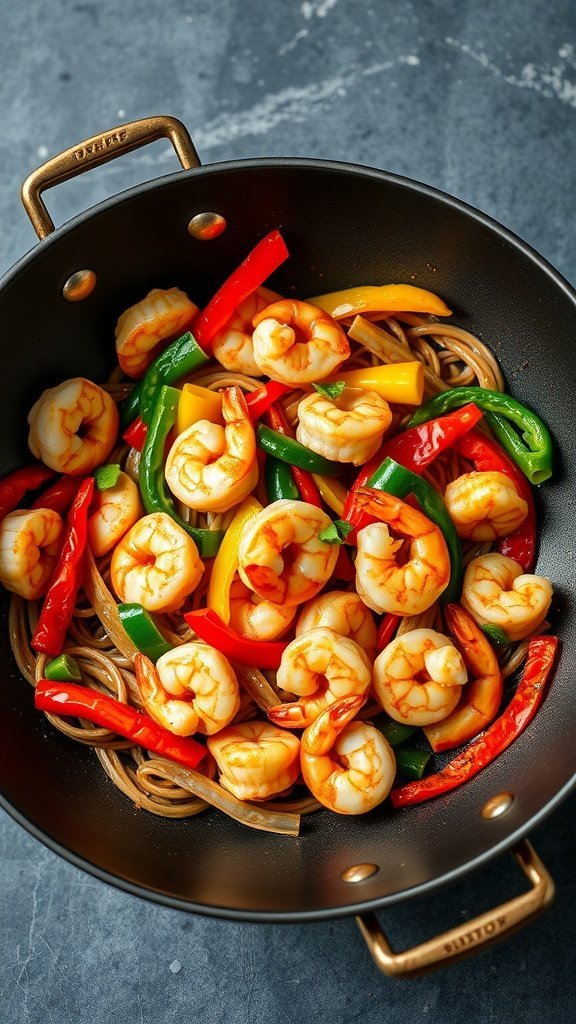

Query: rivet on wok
[62,269,97,302]
[341,863,379,883]
[481,792,514,819]
[187,212,227,240]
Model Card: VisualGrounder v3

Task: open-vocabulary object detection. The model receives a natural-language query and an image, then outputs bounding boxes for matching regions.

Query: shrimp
[295,591,377,662]
[354,488,450,615]
[372,628,467,726]
[207,721,301,801]
[135,645,240,736]
[424,604,503,752]
[296,388,392,466]
[87,471,143,557]
[0,508,63,600]
[300,695,396,815]
[110,511,204,613]
[27,377,119,476]
[237,499,338,606]
[164,386,258,513]
[229,575,297,641]
[251,299,350,385]
[444,471,528,541]
[268,627,372,728]
[461,552,553,642]
[114,287,198,378]
[212,286,281,376]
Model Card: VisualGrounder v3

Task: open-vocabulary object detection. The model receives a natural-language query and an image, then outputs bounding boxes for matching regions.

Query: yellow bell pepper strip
[177,383,223,435]
[323,362,424,406]
[207,496,263,623]
[308,284,452,320]
[311,475,348,516]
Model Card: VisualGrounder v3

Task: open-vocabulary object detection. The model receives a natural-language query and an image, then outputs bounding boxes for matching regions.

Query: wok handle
[21,115,200,240]
[356,839,554,978]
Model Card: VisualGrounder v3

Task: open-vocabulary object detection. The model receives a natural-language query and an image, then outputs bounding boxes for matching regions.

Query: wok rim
[1,154,575,922]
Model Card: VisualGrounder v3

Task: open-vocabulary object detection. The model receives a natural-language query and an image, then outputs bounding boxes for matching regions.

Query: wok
[0,116,574,977]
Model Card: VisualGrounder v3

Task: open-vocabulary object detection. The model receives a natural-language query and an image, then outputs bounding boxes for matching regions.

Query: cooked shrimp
[268,627,372,728]
[135,645,240,736]
[373,628,467,726]
[212,286,281,376]
[27,378,118,476]
[424,604,503,751]
[354,489,450,615]
[461,552,553,641]
[295,591,377,662]
[115,287,198,378]
[251,299,350,385]
[165,386,258,513]
[0,508,63,600]
[237,499,338,605]
[300,695,396,814]
[87,471,143,557]
[110,511,204,613]
[207,721,301,801]
[296,388,392,465]
[444,471,528,541]
[229,575,297,641]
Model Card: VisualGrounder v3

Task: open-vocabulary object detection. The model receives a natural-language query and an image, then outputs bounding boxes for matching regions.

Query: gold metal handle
[21,115,200,240]
[356,840,554,978]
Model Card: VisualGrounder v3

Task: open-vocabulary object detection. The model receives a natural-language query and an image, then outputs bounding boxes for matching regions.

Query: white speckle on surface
[279,28,309,56]
[185,14,192,22]
[169,960,181,974]
[37,145,48,158]
[301,0,338,19]
[117,109,125,118]
[446,37,576,108]
[399,54,420,65]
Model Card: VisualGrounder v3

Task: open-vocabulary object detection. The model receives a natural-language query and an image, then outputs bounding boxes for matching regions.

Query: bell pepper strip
[122,415,148,452]
[138,331,210,425]
[184,608,287,670]
[354,458,462,603]
[207,496,263,623]
[453,428,537,572]
[44,654,82,682]
[307,284,452,320]
[377,613,401,653]
[265,455,299,502]
[119,386,142,433]
[257,424,341,477]
[395,746,432,781]
[31,477,95,657]
[246,381,292,421]
[0,464,56,521]
[343,404,484,544]
[34,679,206,770]
[380,720,418,748]
[117,603,172,663]
[177,383,223,435]
[94,464,121,491]
[333,544,356,583]
[391,633,558,807]
[323,363,424,406]
[481,624,511,648]
[407,387,553,485]
[264,404,324,507]
[139,386,223,558]
[193,229,289,350]
[31,474,82,514]
[311,475,347,516]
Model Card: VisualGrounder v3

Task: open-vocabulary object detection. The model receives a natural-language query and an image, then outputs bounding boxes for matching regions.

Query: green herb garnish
[318,519,354,544]
[94,464,121,491]
[313,381,346,400]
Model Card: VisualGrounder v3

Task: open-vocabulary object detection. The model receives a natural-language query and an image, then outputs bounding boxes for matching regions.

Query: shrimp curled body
[444,471,528,541]
[295,591,377,662]
[212,287,281,376]
[296,388,392,466]
[28,377,118,476]
[373,628,468,726]
[115,287,198,378]
[252,299,350,385]
[136,644,241,736]
[461,552,553,641]
[110,511,204,613]
[208,722,301,801]
[229,576,297,641]
[0,508,63,600]
[88,471,143,557]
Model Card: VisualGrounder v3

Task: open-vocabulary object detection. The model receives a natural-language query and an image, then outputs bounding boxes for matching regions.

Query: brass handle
[21,115,201,240]
[356,839,554,978]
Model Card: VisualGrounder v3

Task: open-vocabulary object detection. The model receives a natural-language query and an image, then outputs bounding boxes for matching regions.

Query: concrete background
[1,1,575,1020]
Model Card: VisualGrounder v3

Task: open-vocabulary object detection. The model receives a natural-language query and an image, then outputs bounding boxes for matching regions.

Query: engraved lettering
[443,914,508,956]
[71,129,128,163]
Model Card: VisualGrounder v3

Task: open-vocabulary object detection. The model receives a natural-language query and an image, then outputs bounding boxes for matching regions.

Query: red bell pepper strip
[34,679,206,770]
[31,477,95,657]
[0,464,55,521]
[343,403,483,543]
[265,404,323,507]
[184,608,287,669]
[193,230,289,350]
[31,475,83,514]
[377,613,400,653]
[246,381,292,421]
[123,415,148,451]
[334,544,356,582]
[390,634,558,808]
[453,429,537,572]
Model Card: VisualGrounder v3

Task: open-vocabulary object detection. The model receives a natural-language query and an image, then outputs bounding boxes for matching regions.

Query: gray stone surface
[1,0,575,1020]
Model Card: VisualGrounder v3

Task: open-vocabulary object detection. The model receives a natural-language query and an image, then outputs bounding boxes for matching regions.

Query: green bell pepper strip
[366,457,462,603]
[118,603,172,662]
[44,654,82,682]
[120,385,142,432]
[481,624,511,649]
[256,424,342,477]
[119,330,210,430]
[139,385,223,557]
[265,456,299,502]
[407,386,553,485]
[380,720,418,748]
[394,746,432,781]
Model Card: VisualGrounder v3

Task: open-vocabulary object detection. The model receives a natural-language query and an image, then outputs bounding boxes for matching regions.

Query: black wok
[0,116,574,976]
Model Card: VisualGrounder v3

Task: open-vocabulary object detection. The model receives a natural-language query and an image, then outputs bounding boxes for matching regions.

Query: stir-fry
[0,230,559,835]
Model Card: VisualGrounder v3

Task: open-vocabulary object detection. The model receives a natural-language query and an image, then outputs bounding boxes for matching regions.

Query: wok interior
[1,161,575,921]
